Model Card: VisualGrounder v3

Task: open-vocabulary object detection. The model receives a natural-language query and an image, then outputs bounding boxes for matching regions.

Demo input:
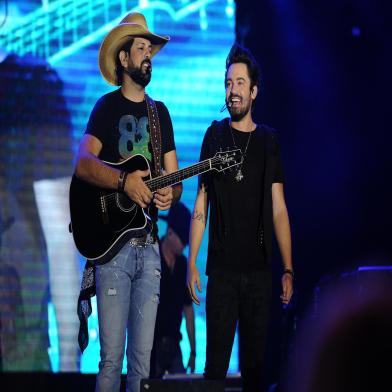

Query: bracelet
[117,171,128,193]
[190,350,196,357]
[283,269,294,279]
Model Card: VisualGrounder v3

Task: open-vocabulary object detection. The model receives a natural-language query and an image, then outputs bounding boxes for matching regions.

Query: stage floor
[0,372,243,392]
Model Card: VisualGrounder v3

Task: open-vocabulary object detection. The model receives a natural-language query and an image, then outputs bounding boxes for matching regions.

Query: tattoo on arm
[192,210,205,224]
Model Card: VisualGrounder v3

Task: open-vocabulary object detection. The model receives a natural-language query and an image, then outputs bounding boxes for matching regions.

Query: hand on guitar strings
[153,186,173,211]
[124,169,153,208]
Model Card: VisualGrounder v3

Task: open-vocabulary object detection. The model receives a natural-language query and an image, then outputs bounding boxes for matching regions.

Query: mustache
[229,94,241,102]
[141,59,152,72]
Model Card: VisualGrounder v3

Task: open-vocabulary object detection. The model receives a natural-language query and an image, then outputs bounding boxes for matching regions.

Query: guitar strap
[145,94,162,178]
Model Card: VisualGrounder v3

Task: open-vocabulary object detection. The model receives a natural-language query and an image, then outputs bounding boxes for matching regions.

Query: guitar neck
[145,158,213,192]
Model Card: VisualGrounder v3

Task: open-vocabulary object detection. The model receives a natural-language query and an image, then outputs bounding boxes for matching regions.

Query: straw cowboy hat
[99,12,170,85]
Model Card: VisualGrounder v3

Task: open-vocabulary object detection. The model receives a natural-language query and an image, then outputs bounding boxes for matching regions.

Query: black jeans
[204,269,272,392]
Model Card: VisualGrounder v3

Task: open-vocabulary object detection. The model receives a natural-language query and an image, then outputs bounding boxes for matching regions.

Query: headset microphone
[220,101,232,113]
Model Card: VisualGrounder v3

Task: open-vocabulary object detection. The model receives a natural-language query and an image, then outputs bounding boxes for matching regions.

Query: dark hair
[225,43,261,89]
[115,38,134,86]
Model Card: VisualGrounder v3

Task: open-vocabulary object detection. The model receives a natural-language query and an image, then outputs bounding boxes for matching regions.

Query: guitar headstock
[211,149,243,172]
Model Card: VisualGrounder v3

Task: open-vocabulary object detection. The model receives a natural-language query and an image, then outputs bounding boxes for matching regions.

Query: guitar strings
[102,159,215,205]
[101,154,238,205]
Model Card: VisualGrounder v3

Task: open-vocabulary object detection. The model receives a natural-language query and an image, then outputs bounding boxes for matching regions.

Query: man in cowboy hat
[74,12,182,392]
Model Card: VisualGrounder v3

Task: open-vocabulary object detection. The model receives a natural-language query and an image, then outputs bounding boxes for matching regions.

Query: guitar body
[69,148,243,265]
[69,154,152,264]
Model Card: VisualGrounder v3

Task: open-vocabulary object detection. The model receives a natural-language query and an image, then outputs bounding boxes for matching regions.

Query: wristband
[283,269,294,279]
[117,171,128,193]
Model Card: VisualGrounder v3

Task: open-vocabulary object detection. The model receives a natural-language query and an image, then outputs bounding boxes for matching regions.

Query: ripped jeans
[95,240,161,392]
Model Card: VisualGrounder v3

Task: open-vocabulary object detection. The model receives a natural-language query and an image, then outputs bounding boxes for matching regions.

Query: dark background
[236,0,392,387]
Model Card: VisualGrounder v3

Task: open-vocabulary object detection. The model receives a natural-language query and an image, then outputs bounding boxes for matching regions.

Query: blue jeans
[95,241,161,392]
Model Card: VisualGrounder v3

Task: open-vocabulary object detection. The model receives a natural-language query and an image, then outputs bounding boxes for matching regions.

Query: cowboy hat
[98,12,170,85]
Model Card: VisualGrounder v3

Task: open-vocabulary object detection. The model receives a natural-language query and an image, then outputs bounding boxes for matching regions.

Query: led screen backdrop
[0,0,236,373]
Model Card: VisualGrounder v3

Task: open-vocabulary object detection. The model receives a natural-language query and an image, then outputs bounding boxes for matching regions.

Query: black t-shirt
[199,119,284,273]
[154,240,192,342]
[85,88,175,165]
[85,89,176,228]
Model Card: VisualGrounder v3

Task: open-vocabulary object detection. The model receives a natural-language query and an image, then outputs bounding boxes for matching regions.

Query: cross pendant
[235,169,244,182]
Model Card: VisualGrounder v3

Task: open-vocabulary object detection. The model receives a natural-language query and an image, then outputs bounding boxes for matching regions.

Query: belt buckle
[129,233,156,248]
[129,236,146,248]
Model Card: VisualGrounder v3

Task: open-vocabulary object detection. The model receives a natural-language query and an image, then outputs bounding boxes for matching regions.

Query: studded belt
[129,233,157,248]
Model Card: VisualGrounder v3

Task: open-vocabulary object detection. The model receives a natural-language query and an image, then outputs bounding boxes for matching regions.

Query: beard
[125,59,152,87]
[228,97,252,122]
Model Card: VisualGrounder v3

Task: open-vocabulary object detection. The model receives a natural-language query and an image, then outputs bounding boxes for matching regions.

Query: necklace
[229,123,253,182]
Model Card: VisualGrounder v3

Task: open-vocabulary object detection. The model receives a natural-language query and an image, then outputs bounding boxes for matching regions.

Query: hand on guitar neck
[153,186,174,211]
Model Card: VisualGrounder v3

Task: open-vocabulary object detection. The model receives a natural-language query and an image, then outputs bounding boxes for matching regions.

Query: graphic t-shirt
[85,88,176,228]
[85,88,175,166]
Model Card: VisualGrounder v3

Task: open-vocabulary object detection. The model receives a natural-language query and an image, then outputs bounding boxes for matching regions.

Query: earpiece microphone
[220,101,232,113]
